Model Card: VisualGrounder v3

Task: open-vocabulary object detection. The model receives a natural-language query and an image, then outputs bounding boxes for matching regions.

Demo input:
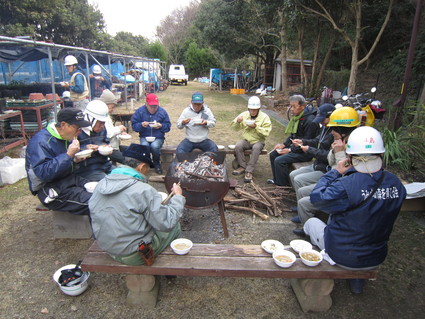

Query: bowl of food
[149,121,158,128]
[98,145,113,156]
[74,149,93,160]
[300,250,323,267]
[272,250,296,268]
[192,118,203,124]
[290,239,313,254]
[146,136,156,142]
[217,145,225,150]
[84,182,98,193]
[261,239,285,254]
[228,145,236,150]
[118,133,131,140]
[245,119,255,125]
[158,191,168,202]
[170,238,193,255]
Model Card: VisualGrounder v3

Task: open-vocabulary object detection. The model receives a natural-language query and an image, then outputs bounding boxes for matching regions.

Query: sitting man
[131,93,171,174]
[74,100,113,181]
[267,95,319,186]
[89,64,112,99]
[89,144,185,266]
[25,108,92,215]
[304,126,406,294]
[231,96,272,183]
[176,91,218,153]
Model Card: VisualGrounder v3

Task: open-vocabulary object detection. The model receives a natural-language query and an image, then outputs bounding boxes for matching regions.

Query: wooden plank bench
[36,203,92,239]
[81,241,377,312]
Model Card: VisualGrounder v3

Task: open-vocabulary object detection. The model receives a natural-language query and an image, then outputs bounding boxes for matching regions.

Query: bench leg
[217,200,229,238]
[290,278,334,312]
[126,274,160,308]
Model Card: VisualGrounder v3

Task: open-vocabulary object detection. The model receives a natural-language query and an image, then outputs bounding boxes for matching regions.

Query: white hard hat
[64,55,78,66]
[247,96,261,109]
[93,65,102,74]
[84,100,110,122]
[53,264,90,296]
[62,91,71,99]
[346,126,385,154]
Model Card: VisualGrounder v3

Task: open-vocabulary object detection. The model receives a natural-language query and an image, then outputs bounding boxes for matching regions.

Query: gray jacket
[176,104,216,143]
[89,174,185,256]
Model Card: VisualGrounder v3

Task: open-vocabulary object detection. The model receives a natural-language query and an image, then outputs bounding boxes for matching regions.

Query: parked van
[168,64,188,86]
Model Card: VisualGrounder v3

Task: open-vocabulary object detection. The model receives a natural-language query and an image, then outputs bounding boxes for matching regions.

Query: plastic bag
[0,156,27,186]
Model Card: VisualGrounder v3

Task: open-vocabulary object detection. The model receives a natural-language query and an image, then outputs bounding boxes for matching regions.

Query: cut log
[225,204,269,220]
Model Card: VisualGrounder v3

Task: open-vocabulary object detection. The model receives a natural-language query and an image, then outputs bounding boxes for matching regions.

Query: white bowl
[300,250,323,267]
[53,264,90,296]
[228,145,236,150]
[149,122,158,128]
[84,182,98,193]
[98,145,113,156]
[170,238,193,255]
[261,239,285,254]
[272,250,296,268]
[74,149,93,159]
[217,145,225,150]
[192,118,203,124]
[245,119,255,125]
[158,191,168,201]
[146,136,156,142]
[290,239,313,254]
[118,134,131,140]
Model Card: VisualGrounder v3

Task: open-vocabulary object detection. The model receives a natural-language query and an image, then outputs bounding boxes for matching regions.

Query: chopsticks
[161,181,181,205]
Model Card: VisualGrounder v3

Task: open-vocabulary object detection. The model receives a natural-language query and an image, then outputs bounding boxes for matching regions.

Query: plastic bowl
[158,191,168,202]
[170,238,193,255]
[74,149,93,160]
[217,145,225,150]
[228,145,236,150]
[192,118,203,124]
[98,145,113,156]
[84,182,98,193]
[290,239,312,254]
[245,119,255,125]
[272,250,296,268]
[146,136,156,142]
[300,250,323,267]
[53,264,90,296]
[149,122,158,128]
[118,134,131,140]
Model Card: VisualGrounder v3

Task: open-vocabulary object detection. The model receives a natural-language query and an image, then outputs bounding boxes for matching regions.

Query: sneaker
[244,172,253,183]
[266,178,275,185]
[348,279,365,294]
[291,215,301,224]
[232,167,245,176]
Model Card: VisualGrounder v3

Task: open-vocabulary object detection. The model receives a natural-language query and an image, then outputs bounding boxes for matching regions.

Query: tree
[184,42,219,77]
[109,32,149,56]
[146,41,168,62]
[298,0,394,94]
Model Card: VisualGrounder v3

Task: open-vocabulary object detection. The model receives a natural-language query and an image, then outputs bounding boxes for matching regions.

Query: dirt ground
[0,82,424,319]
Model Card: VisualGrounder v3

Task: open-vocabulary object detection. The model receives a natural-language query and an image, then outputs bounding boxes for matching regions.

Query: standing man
[25,108,92,215]
[267,95,319,186]
[89,64,112,99]
[60,55,89,111]
[231,96,272,183]
[132,93,171,174]
[176,91,218,153]
[304,126,406,294]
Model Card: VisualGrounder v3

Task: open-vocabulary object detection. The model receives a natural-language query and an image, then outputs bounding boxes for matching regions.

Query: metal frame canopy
[0,35,166,117]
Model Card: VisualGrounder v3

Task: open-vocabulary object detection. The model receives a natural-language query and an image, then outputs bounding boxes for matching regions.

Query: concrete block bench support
[82,242,377,312]
[36,204,92,239]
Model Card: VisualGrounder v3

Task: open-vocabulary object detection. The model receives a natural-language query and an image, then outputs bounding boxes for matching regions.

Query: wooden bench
[81,241,377,312]
[36,203,92,239]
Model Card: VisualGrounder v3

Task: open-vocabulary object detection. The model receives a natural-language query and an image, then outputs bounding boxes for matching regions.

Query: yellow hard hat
[328,106,360,127]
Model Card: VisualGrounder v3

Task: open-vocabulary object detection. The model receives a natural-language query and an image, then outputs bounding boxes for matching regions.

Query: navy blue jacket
[301,126,334,172]
[131,105,171,139]
[310,168,406,268]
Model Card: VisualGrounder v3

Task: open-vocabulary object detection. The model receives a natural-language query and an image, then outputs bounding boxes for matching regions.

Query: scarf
[285,110,304,134]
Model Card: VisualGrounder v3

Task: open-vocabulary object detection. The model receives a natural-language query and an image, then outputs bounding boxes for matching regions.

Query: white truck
[168,64,188,86]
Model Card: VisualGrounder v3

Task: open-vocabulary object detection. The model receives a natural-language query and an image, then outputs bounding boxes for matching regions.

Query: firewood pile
[224,181,296,220]
[172,153,226,181]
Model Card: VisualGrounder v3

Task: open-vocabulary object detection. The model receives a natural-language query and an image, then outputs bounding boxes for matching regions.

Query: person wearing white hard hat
[89,64,112,99]
[303,126,406,294]
[61,55,89,110]
[230,96,272,183]
[74,100,113,181]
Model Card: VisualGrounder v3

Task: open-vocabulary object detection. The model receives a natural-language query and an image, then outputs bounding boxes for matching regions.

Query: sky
[89,0,195,40]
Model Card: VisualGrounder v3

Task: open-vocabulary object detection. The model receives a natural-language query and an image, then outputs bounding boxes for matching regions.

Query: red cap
[146,94,159,106]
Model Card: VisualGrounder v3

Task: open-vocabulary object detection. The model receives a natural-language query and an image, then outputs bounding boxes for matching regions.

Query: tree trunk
[314,36,336,93]
[298,24,308,89]
[279,10,288,92]
[309,23,322,96]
